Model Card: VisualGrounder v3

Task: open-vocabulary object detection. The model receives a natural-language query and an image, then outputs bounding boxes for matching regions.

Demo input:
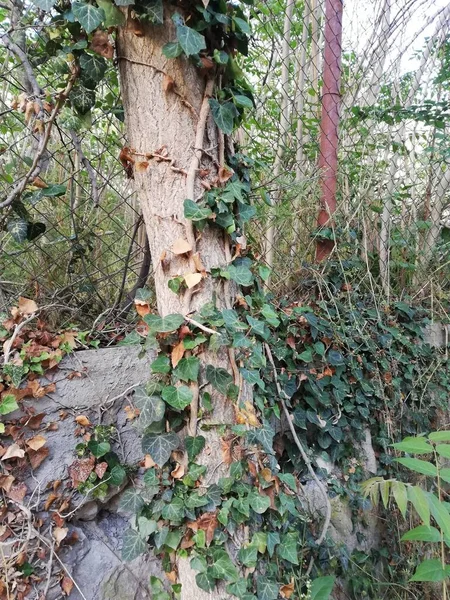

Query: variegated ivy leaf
[119,489,144,513]
[70,85,96,114]
[137,0,163,23]
[133,386,165,428]
[72,2,105,33]
[175,22,206,57]
[121,528,147,562]
[7,218,28,243]
[141,431,179,466]
[79,54,107,85]
[32,0,55,11]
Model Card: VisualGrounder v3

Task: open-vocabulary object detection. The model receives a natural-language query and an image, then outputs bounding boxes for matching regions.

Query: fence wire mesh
[1,0,450,327]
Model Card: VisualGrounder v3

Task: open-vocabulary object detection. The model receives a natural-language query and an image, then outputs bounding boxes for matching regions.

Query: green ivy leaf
[266,531,280,558]
[122,528,147,561]
[119,489,144,513]
[142,432,179,466]
[233,94,253,109]
[256,578,278,600]
[80,53,107,84]
[278,473,297,492]
[151,355,171,374]
[209,99,237,134]
[185,435,205,461]
[238,544,257,567]
[174,356,199,382]
[32,0,55,11]
[210,549,239,581]
[97,0,125,26]
[310,576,335,600]
[184,199,213,221]
[206,365,233,395]
[110,464,126,486]
[222,309,248,332]
[137,517,158,538]
[176,24,206,56]
[226,578,248,598]
[162,385,193,410]
[138,0,163,23]
[233,16,251,34]
[7,218,28,243]
[246,316,269,340]
[144,313,184,333]
[134,387,166,427]
[0,394,19,415]
[261,304,280,327]
[70,85,96,114]
[410,559,450,582]
[196,571,215,592]
[249,493,270,514]
[228,264,253,286]
[258,264,271,282]
[162,42,183,58]
[88,440,110,457]
[277,532,299,564]
[72,2,105,33]
[247,421,274,455]
[161,496,185,521]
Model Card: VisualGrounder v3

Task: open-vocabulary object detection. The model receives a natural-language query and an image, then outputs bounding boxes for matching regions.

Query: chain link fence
[1,0,450,326]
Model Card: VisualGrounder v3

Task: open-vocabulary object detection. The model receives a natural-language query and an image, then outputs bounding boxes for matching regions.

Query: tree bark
[117,9,235,599]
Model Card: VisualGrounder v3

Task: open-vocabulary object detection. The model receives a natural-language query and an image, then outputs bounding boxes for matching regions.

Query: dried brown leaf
[26,435,46,451]
[184,273,202,289]
[90,30,114,59]
[28,446,49,469]
[61,576,74,596]
[0,474,15,493]
[171,463,185,479]
[172,238,192,255]
[7,482,27,502]
[171,340,185,368]
[53,527,68,545]
[69,456,95,487]
[75,415,90,427]
[18,297,38,315]
[95,462,108,479]
[163,74,175,93]
[218,166,233,184]
[2,443,25,460]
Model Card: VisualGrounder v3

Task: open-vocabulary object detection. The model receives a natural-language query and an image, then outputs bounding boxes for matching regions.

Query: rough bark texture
[117,11,227,317]
[117,10,235,599]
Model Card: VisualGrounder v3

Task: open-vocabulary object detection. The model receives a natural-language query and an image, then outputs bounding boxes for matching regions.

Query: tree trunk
[117,10,235,599]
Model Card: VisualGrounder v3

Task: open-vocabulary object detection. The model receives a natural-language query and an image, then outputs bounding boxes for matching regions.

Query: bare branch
[69,130,100,206]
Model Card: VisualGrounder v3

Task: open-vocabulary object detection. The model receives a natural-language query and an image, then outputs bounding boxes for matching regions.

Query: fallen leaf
[171,340,185,368]
[144,454,156,469]
[194,512,218,546]
[171,463,185,479]
[184,273,202,289]
[124,405,139,421]
[60,330,77,349]
[134,300,150,317]
[7,482,27,502]
[28,446,49,469]
[221,438,233,466]
[75,415,90,427]
[90,30,114,59]
[61,576,74,596]
[18,297,38,315]
[26,435,46,451]
[165,570,177,584]
[95,462,108,479]
[69,456,95,487]
[0,474,15,493]
[260,468,275,483]
[2,443,25,460]
[172,238,192,255]
[44,493,59,511]
[53,527,68,545]
[280,579,295,599]
[218,166,233,183]
[27,413,45,430]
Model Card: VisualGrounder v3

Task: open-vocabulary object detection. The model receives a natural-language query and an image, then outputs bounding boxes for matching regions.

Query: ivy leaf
[142,432,179,466]
[0,395,19,415]
[72,2,105,33]
[209,99,237,134]
[246,316,269,340]
[196,571,215,592]
[138,0,163,23]
[70,85,96,114]
[119,489,144,513]
[161,496,185,521]
[7,218,28,243]
[174,356,199,382]
[162,41,183,58]
[233,94,253,109]
[184,199,213,221]
[310,576,335,600]
[79,54,107,84]
[134,387,166,427]
[110,464,126,486]
[228,264,253,286]
[261,304,280,327]
[233,16,251,34]
[277,532,299,564]
[185,436,206,461]
[122,528,147,562]
[162,385,193,410]
[97,0,125,26]
[247,421,274,455]
[238,544,257,567]
[144,313,184,333]
[151,355,171,374]
[206,365,233,395]
[88,440,110,457]
[266,531,280,558]
[249,493,270,514]
[32,0,55,11]
[210,549,239,581]
[256,578,279,600]
[176,24,206,56]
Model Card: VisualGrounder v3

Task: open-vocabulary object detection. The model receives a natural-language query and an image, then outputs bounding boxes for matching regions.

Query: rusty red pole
[315,0,343,262]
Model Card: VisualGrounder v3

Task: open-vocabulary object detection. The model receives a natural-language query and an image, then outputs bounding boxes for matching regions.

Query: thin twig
[184,315,221,336]
[69,130,99,206]
[3,312,37,364]
[264,343,332,565]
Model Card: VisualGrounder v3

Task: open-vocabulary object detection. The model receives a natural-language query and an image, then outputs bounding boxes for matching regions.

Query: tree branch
[264,342,332,560]
[69,130,99,206]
